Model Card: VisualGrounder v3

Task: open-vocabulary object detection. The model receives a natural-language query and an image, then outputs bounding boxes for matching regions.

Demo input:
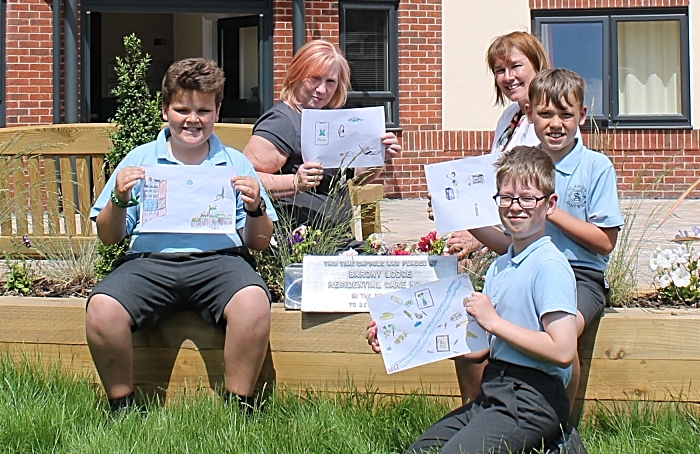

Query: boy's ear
[578,105,588,126]
[525,103,533,123]
[161,104,168,122]
[546,193,557,215]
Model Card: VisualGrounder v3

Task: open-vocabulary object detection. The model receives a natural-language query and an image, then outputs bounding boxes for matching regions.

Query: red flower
[418,231,438,253]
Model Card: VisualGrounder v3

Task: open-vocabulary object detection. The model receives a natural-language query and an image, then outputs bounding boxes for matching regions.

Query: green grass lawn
[2,355,699,453]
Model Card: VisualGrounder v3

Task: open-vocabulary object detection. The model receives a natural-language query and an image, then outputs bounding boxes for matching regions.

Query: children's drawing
[367,274,489,374]
[301,106,385,168]
[139,165,238,234]
[415,289,434,309]
[315,121,329,146]
[425,153,501,235]
[436,335,450,352]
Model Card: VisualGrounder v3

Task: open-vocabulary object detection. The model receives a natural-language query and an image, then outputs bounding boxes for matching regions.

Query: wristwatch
[244,198,267,217]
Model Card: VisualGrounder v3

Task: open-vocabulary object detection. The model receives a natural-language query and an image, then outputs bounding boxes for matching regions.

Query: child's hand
[232,176,262,212]
[365,320,381,353]
[113,166,145,204]
[465,292,498,332]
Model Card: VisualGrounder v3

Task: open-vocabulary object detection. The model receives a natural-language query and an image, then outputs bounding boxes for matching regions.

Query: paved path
[380,198,700,290]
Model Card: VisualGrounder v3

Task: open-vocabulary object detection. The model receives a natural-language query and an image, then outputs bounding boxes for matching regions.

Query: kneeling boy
[405,146,578,453]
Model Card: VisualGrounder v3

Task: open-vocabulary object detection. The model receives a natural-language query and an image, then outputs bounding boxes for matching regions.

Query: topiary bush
[95,33,163,279]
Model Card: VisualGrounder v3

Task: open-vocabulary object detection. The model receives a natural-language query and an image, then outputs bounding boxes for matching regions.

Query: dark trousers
[406,360,570,454]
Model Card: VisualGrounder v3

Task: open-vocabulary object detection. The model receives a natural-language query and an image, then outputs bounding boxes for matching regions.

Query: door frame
[80,0,273,122]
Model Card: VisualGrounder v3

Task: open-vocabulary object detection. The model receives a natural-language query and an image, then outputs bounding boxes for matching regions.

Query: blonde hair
[162,58,225,108]
[528,68,586,112]
[486,31,549,106]
[280,40,350,109]
[495,145,555,196]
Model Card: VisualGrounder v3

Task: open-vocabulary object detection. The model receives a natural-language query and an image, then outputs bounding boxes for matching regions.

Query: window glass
[617,20,681,115]
[344,8,389,92]
[540,22,604,115]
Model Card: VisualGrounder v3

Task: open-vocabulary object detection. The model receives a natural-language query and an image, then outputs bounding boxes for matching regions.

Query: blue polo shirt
[484,236,577,386]
[545,139,623,271]
[90,128,277,253]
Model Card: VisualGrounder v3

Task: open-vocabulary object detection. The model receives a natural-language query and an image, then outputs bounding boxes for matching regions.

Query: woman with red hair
[243,40,401,229]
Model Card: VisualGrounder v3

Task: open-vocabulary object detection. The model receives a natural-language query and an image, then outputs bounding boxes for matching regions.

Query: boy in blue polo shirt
[86,58,277,412]
[405,145,578,453]
[471,68,623,410]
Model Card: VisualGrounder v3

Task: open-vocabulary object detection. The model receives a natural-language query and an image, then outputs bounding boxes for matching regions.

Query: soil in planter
[1,278,697,309]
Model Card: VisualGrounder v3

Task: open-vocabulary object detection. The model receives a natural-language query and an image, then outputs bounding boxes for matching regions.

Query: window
[533,8,690,128]
[340,1,399,129]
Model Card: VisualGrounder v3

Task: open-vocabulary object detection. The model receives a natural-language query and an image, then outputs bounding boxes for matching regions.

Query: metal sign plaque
[300,255,458,313]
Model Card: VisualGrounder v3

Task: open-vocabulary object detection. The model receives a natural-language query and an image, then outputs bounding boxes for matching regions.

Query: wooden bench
[0,124,253,257]
[0,123,384,255]
[1,297,699,418]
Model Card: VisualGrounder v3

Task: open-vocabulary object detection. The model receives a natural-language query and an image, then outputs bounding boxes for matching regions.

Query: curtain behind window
[617,20,681,115]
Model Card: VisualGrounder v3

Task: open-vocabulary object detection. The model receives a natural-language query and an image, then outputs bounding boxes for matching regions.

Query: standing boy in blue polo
[86,58,277,413]
[471,68,623,409]
[406,146,578,453]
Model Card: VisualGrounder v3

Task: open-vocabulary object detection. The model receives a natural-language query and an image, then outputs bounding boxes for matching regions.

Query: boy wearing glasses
[405,145,578,453]
[471,68,623,411]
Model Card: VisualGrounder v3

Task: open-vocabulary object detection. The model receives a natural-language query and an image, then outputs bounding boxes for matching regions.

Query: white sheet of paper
[425,154,501,235]
[367,274,488,374]
[139,165,238,234]
[301,106,385,168]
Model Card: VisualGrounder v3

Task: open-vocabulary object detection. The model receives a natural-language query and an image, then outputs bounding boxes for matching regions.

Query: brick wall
[5,0,54,125]
[385,129,700,199]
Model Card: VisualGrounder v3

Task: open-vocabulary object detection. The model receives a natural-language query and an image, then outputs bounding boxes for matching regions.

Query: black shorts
[87,250,270,332]
[572,266,606,331]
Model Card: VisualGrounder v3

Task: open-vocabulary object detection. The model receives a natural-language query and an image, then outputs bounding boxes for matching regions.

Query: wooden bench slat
[13,165,28,235]
[43,157,61,235]
[0,157,12,235]
[28,157,45,236]
[76,156,92,236]
[58,156,77,236]
[91,155,106,205]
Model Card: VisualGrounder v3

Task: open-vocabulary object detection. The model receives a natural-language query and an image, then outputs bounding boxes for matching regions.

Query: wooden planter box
[1,297,698,416]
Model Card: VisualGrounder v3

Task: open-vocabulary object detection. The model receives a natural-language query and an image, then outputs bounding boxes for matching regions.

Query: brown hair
[162,58,226,108]
[495,145,555,196]
[528,68,586,112]
[280,40,351,109]
[486,31,549,106]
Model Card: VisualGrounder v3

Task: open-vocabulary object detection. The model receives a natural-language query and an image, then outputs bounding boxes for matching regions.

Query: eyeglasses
[493,194,547,209]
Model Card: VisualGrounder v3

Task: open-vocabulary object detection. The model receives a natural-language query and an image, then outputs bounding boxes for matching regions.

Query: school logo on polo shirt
[566,185,587,209]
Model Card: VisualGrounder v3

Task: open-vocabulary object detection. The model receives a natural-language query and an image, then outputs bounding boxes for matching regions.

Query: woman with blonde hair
[244,39,401,228]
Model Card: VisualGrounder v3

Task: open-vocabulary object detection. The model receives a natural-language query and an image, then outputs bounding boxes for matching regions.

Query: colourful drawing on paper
[367,274,489,374]
[139,165,238,234]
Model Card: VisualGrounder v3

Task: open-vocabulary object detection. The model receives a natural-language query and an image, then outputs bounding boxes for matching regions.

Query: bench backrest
[0,123,253,256]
